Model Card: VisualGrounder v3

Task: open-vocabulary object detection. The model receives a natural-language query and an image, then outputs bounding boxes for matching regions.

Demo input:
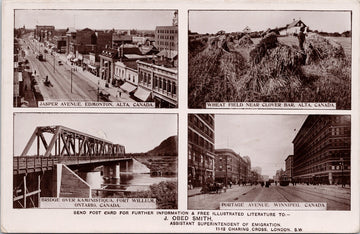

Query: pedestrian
[298,26,306,51]
[119,91,122,98]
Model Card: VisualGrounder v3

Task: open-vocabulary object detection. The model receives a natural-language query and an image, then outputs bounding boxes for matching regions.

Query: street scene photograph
[14,9,178,108]
[13,113,178,209]
[188,11,351,109]
[188,114,351,210]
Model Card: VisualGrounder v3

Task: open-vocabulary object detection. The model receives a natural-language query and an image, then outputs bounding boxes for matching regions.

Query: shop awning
[120,82,137,93]
[88,64,97,69]
[134,87,151,101]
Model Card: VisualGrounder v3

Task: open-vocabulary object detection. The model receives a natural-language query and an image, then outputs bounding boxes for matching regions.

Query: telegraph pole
[340,157,344,188]
[53,54,55,73]
[70,68,73,93]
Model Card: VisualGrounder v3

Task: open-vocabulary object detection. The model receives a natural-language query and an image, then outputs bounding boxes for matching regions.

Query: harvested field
[188,33,351,109]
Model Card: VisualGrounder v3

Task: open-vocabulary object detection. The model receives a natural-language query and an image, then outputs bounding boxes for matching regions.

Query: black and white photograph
[13,113,178,209]
[14,10,178,108]
[188,114,351,210]
[188,11,352,109]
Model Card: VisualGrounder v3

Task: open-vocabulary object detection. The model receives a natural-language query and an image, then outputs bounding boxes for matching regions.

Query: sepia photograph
[14,10,178,108]
[188,114,351,210]
[188,11,352,109]
[13,113,178,209]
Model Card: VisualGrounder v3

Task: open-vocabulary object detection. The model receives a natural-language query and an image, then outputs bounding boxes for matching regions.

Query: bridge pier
[84,171,101,189]
[103,165,111,180]
[113,164,120,183]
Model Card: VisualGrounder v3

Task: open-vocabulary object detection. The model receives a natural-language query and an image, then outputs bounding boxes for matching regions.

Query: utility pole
[70,68,73,93]
[97,81,100,102]
[340,157,344,188]
[53,54,56,73]
[225,156,228,188]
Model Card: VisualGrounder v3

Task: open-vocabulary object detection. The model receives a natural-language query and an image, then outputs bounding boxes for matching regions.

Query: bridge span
[13,125,140,208]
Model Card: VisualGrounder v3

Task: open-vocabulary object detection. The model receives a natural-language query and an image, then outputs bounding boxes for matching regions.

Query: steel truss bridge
[13,125,127,208]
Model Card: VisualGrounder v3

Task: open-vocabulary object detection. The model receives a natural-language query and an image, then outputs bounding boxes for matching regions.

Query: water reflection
[79,171,176,196]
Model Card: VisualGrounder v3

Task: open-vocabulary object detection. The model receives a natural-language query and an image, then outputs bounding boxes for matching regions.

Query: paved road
[21,36,100,102]
[188,185,350,210]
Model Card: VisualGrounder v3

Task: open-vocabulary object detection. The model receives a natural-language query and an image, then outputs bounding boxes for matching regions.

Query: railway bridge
[13,125,137,208]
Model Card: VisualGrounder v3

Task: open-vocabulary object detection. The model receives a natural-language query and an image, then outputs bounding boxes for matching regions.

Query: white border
[2,0,360,233]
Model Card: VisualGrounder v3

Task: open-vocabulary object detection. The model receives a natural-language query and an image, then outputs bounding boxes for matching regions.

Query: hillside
[147,135,177,156]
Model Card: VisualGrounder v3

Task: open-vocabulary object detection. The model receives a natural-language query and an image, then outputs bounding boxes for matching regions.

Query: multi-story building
[242,156,251,183]
[155,11,178,52]
[292,115,351,185]
[214,149,250,185]
[35,25,55,42]
[114,60,138,93]
[137,60,177,107]
[285,155,293,181]
[188,114,215,187]
[215,149,240,185]
[68,28,97,56]
[99,48,120,84]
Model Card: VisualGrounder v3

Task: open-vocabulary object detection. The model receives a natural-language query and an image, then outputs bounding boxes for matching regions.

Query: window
[173,82,176,95]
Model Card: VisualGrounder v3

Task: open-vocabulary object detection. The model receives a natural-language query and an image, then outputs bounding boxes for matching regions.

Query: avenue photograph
[188,11,351,109]
[14,9,178,108]
[188,114,351,210]
[13,113,178,209]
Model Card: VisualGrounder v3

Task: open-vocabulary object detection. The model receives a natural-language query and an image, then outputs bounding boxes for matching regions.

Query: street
[18,33,134,104]
[188,184,350,210]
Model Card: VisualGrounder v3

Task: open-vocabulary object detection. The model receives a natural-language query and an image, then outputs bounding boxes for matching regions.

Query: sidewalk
[188,184,256,197]
[292,184,351,195]
[188,185,258,210]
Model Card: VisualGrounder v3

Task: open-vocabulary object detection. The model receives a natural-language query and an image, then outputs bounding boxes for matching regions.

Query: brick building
[188,114,215,187]
[35,25,55,42]
[292,115,351,185]
[214,149,249,185]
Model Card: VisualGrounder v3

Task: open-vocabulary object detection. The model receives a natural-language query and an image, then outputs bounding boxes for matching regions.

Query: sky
[189,11,351,34]
[215,115,307,178]
[15,10,176,30]
[14,113,177,155]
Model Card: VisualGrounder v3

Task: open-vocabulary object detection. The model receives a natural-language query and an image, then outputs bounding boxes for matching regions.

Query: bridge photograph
[13,113,178,209]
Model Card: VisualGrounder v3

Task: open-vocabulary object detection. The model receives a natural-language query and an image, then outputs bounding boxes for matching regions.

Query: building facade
[137,60,177,107]
[292,115,351,185]
[35,25,55,42]
[284,155,293,181]
[155,26,178,52]
[215,149,249,185]
[188,114,215,187]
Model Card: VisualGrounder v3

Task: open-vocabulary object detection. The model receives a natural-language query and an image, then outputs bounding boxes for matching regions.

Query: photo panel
[188,114,351,211]
[14,9,178,108]
[13,113,178,209]
[188,10,352,110]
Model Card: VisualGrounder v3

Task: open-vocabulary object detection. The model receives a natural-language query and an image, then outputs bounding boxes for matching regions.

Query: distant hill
[147,135,177,156]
